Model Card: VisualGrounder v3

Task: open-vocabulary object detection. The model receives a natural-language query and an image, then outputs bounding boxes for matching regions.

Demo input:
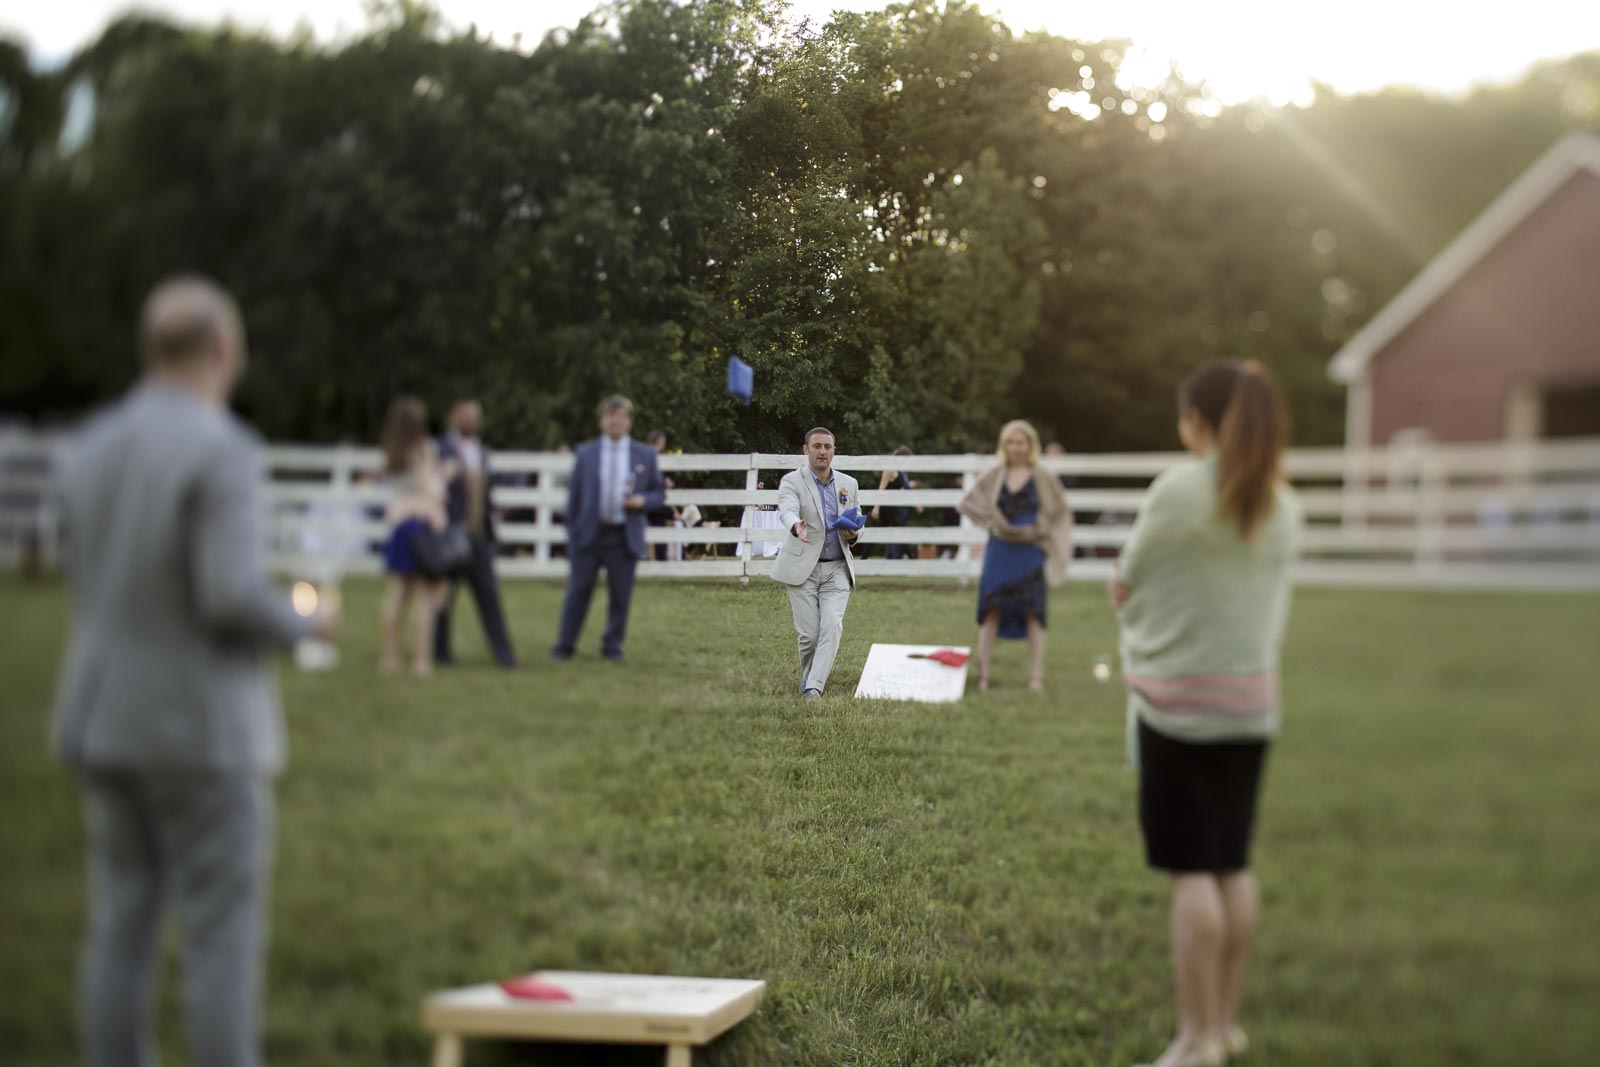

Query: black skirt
[1138,720,1269,874]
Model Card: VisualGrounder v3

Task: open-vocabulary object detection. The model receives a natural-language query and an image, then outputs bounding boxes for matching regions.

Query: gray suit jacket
[770,466,860,587]
[53,381,310,776]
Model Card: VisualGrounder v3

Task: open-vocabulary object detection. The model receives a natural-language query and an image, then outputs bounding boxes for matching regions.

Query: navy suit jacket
[437,433,495,542]
[565,437,666,560]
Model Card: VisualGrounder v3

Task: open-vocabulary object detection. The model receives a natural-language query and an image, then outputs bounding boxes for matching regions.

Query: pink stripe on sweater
[1126,672,1277,716]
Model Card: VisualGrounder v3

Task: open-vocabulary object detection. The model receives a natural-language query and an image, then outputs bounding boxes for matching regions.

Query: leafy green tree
[0,1,1593,455]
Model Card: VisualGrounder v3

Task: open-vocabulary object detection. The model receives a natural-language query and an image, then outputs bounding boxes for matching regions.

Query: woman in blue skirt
[958,420,1074,691]
[378,396,451,676]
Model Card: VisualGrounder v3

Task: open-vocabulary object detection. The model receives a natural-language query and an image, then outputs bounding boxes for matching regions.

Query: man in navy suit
[434,398,516,667]
[552,395,666,663]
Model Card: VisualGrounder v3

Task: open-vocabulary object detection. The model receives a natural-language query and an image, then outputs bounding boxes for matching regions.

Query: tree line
[2,0,1595,453]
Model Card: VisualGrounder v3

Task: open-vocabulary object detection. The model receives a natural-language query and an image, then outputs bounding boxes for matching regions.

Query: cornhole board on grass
[853,643,972,703]
[422,971,765,1067]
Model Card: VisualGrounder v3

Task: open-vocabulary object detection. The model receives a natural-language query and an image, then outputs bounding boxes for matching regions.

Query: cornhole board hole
[853,643,972,703]
[422,971,765,1067]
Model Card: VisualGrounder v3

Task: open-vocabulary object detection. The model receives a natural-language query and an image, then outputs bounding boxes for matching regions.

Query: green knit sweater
[1116,455,1300,749]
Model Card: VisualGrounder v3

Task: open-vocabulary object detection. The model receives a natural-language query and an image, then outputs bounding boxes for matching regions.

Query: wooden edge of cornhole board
[422,971,766,1067]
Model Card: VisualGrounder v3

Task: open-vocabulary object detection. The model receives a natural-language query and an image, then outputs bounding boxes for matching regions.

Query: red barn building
[1329,134,1600,447]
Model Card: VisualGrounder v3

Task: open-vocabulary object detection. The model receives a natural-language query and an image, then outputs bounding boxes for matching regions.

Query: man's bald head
[139,275,246,374]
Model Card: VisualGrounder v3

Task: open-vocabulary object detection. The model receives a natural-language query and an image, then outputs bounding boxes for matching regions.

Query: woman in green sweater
[1111,360,1300,1067]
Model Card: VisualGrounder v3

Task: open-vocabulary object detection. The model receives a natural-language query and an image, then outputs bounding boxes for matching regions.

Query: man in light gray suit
[771,427,861,699]
[52,275,337,1067]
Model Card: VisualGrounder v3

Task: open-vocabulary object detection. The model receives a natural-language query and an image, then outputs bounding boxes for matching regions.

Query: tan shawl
[957,464,1075,587]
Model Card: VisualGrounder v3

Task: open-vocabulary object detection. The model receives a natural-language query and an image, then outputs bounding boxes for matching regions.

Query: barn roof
[1328,133,1600,385]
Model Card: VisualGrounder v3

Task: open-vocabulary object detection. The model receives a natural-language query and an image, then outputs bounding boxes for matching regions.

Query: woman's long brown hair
[1181,360,1289,539]
[381,396,429,475]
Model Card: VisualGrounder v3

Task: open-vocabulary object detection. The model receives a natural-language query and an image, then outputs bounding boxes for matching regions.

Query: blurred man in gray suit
[52,275,337,1067]
[771,427,861,699]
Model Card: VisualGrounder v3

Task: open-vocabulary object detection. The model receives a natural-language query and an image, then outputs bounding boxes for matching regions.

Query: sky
[5,0,1597,104]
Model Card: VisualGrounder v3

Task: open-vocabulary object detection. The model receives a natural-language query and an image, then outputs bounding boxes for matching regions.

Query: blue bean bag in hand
[831,507,867,532]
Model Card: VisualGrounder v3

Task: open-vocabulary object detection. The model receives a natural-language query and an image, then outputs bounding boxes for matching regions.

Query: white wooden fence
[4,428,1599,590]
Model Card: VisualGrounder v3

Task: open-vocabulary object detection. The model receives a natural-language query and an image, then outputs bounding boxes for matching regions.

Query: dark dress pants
[554,525,638,657]
[434,534,516,666]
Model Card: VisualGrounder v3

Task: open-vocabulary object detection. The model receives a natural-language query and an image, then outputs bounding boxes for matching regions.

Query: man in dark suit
[52,275,338,1067]
[434,398,516,667]
[552,395,665,663]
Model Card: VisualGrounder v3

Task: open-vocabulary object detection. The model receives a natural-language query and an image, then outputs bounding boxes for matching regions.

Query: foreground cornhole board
[853,643,972,703]
[422,971,765,1067]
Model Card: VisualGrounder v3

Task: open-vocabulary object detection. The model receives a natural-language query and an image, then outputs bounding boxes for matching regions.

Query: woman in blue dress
[958,420,1074,691]
[379,396,451,676]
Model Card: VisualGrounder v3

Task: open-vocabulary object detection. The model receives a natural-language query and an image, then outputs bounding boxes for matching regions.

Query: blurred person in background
[52,274,337,1067]
[644,429,679,562]
[958,420,1073,692]
[869,445,921,560]
[1111,360,1300,1067]
[551,396,665,663]
[379,396,450,676]
[1043,439,1078,492]
[434,398,516,668]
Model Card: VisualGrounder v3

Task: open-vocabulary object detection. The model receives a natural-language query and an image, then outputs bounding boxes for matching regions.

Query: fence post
[1341,448,1369,533]
[959,466,976,587]
[0,428,24,572]
[740,457,758,586]
[534,461,553,571]
[1415,443,1446,575]
[0,429,18,571]
[326,444,355,585]
[32,436,61,575]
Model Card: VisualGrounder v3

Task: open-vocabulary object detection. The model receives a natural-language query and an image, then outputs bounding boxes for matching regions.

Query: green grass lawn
[2,576,1597,1066]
